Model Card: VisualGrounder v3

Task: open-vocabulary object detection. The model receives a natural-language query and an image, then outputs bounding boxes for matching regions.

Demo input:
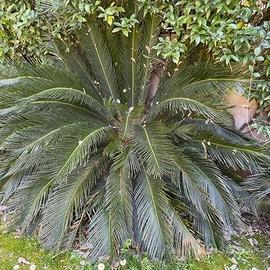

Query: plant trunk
[141,61,165,123]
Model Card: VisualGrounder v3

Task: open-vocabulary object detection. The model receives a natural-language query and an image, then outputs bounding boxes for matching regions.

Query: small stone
[13,266,20,270]
[128,106,134,113]
[230,257,238,265]
[3,212,7,222]
[248,238,258,246]
[97,263,105,270]
[120,259,126,266]
[247,225,254,235]
[18,257,30,265]
[80,260,86,266]
[207,247,215,254]
[30,265,36,270]
[0,205,7,212]
[79,245,89,251]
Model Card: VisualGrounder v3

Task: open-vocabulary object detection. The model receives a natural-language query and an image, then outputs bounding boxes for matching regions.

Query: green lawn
[0,230,269,270]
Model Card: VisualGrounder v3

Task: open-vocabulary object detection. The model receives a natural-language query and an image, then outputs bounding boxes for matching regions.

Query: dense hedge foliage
[0,1,269,65]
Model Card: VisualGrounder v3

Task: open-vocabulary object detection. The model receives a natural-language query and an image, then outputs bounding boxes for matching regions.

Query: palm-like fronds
[0,14,269,262]
[245,172,270,202]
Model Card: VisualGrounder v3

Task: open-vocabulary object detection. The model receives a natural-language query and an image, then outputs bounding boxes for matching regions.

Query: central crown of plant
[0,13,268,262]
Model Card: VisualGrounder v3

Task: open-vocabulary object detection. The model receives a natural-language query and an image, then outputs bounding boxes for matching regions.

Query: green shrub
[0,10,269,262]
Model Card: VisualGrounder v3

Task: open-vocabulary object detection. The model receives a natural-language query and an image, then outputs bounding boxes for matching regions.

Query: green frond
[245,172,270,202]
[172,119,270,172]
[21,87,109,119]
[104,169,133,245]
[1,121,89,152]
[40,157,109,250]
[134,169,173,259]
[86,152,137,260]
[148,97,232,126]
[176,119,247,144]
[51,125,113,182]
[54,39,101,100]
[76,24,119,100]
[86,208,112,261]
[188,138,269,172]
[0,76,55,107]
[156,63,248,100]
[171,152,242,247]
[128,25,141,106]
[170,206,205,259]
[132,122,174,176]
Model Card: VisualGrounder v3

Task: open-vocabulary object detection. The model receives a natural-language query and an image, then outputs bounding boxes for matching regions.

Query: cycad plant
[245,169,270,204]
[0,14,268,261]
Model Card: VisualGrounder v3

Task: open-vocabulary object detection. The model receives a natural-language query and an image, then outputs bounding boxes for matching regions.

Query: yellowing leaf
[107,16,113,25]
[241,0,250,7]
[237,21,244,29]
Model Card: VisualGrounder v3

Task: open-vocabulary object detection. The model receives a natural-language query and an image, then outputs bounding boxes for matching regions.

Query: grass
[0,228,269,270]
[0,232,84,270]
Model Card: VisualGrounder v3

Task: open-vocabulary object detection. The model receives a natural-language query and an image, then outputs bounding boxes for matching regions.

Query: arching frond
[132,122,174,176]
[21,87,109,119]
[40,157,109,250]
[186,138,269,172]
[104,169,133,245]
[148,97,232,126]
[176,119,247,144]
[86,208,112,261]
[245,172,270,202]
[55,39,101,100]
[170,206,205,259]
[134,169,173,259]
[50,125,113,182]
[156,63,248,100]
[77,24,119,100]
